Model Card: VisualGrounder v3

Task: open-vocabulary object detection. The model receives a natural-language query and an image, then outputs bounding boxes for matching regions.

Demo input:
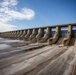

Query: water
[0,38,24,43]
[0,44,11,50]
[0,37,24,50]
[0,37,26,58]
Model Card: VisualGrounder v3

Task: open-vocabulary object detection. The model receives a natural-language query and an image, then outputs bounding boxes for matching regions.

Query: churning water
[0,38,24,50]
[0,38,25,58]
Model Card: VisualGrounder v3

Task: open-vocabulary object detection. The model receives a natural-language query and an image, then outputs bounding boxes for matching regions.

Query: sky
[0,0,76,32]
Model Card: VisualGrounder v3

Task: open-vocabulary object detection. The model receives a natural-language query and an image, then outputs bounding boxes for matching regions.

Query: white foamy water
[0,37,24,50]
[3,40,24,43]
[0,44,11,50]
[0,38,24,43]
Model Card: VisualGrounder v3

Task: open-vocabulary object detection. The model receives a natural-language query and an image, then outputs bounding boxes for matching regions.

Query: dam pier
[0,23,76,75]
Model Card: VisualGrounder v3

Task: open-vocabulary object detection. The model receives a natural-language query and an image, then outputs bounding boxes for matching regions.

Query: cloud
[0,0,35,32]
[0,22,16,32]
[0,0,18,7]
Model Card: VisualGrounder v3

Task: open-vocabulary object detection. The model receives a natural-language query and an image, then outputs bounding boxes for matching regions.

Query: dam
[0,23,76,75]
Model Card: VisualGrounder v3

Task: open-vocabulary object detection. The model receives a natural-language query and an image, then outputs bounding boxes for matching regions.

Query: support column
[68,25,72,33]
[29,28,38,43]
[30,29,37,39]
[39,27,51,43]
[36,28,44,42]
[44,27,51,38]
[24,29,32,41]
[16,31,20,38]
[9,31,12,38]
[13,31,18,38]
[20,30,27,39]
[17,30,23,38]
[56,26,60,33]
[12,31,16,38]
[63,25,72,46]
[48,26,60,45]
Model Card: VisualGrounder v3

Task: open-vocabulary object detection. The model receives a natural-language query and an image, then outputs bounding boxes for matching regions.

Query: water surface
[0,37,24,50]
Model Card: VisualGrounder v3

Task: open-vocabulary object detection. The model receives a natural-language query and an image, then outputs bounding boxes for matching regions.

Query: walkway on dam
[0,38,76,75]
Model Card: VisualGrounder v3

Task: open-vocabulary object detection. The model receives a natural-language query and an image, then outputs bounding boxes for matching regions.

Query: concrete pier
[24,29,32,41]
[29,29,38,43]
[48,26,60,45]
[39,27,51,43]
[20,30,27,39]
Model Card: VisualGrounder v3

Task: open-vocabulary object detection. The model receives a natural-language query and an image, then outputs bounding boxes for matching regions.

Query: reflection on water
[0,38,24,43]
[0,38,26,58]
[0,37,24,50]
[0,44,11,50]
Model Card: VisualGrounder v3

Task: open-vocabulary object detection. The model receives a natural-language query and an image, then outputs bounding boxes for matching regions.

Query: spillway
[0,23,76,75]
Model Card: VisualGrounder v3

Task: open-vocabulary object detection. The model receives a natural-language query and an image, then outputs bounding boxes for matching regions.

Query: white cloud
[0,0,35,32]
[0,0,18,7]
[0,22,16,32]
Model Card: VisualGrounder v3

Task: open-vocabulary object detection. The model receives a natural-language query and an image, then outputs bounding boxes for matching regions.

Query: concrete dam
[0,23,76,75]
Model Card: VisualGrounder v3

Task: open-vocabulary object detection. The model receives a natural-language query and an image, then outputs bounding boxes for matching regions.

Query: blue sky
[0,0,76,32]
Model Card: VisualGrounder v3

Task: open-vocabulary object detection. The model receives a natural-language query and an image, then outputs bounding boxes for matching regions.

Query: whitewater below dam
[0,37,76,75]
[0,38,24,50]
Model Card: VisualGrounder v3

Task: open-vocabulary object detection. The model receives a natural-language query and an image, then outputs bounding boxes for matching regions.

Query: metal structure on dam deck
[0,23,76,75]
